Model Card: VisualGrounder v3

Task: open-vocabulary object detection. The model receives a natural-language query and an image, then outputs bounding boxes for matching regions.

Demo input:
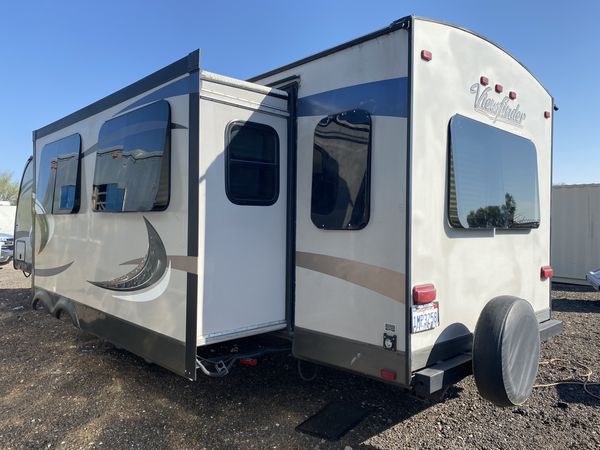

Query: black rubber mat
[296,400,370,441]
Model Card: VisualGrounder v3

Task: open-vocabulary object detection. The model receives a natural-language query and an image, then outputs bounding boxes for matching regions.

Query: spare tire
[472,296,540,406]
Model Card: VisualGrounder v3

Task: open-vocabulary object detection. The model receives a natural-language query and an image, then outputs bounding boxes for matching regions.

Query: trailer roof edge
[247,16,413,84]
[248,16,552,100]
[34,50,200,140]
[412,16,552,100]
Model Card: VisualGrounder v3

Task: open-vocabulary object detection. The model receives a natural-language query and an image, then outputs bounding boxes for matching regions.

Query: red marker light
[380,369,397,381]
[509,91,517,100]
[541,266,554,279]
[239,358,258,367]
[413,284,437,305]
[480,76,489,86]
[544,111,551,119]
[495,84,503,93]
[421,50,432,61]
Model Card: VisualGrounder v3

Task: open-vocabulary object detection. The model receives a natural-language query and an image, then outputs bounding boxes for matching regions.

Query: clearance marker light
[509,91,517,100]
[421,50,432,61]
[495,84,503,93]
[544,111,551,119]
[480,76,489,86]
[541,266,554,279]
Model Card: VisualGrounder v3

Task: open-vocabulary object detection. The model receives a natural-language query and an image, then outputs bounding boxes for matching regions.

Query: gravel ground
[0,266,599,449]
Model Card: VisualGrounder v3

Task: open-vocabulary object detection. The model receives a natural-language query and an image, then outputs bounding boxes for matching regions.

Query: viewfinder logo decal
[470,82,526,127]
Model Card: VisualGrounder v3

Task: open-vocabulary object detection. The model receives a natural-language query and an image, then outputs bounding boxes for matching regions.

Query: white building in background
[551,184,600,285]
[0,203,16,235]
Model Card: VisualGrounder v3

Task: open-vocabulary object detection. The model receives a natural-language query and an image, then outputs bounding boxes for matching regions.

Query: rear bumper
[539,319,562,342]
[412,318,563,396]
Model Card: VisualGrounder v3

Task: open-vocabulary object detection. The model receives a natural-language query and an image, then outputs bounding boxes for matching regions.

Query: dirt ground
[0,266,598,450]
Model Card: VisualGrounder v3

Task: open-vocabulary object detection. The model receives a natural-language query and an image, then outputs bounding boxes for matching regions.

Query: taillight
[541,266,554,280]
[380,369,397,381]
[239,358,258,367]
[413,284,436,305]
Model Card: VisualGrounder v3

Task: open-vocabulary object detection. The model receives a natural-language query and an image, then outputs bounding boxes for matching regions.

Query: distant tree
[0,172,19,205]
[467,193,517,228]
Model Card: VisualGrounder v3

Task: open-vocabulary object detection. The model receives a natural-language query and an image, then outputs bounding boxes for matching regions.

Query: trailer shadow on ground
[0,284,456,448]
[552,298,600,313]
[94,344,457,447]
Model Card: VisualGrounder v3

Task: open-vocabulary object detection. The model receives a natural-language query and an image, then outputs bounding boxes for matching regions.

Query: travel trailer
[14,16,562,407]
[550,184,600,286]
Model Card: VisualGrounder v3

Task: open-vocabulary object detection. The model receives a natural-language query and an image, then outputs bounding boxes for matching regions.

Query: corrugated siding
[551,185,600,283]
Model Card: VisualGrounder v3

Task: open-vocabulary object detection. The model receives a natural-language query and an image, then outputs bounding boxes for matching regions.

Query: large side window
[448,114,540,229]
[37,134,81,214]
[92,100,171,212]
[311,109,371,230]
[225,121,279,206]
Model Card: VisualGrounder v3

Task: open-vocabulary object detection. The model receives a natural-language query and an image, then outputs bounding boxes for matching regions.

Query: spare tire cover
[472,296,540,406]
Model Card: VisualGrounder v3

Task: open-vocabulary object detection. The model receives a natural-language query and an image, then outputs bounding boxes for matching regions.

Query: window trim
[38,133,82,215]
[224,120,280,206]
[310,109,372,231]
[92,100,172,213]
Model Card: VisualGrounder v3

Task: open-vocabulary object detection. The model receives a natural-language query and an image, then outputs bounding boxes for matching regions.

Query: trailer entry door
[14,158,34,273]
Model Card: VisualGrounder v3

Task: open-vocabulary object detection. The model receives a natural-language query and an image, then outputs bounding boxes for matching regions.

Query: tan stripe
[122,256,198,275]
[168,256,198,275]
[296,251,406,303]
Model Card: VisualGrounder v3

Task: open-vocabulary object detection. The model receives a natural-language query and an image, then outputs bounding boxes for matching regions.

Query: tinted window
[92,100,171,212]
[449,114,540,229]
[311,110,371,230]
[225,122,279,205]
[37,134,81,214]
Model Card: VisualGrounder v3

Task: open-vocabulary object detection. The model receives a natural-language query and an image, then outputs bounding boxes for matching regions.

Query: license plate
[411,302,439,333]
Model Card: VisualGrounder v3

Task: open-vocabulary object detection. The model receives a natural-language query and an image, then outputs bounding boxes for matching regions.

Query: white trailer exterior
[13,16,562,405]
[551,184,600,285]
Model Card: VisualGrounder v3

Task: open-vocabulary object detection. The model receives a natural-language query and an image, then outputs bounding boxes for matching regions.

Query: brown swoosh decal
[122,255,198,274]
[296,251,405,303]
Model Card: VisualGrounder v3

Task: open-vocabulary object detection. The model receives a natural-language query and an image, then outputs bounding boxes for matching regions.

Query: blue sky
[1,1,598,184]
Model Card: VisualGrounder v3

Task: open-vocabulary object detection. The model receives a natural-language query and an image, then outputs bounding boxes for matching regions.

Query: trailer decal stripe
[297,77,408,118]
[35,261,74,277]
[122,255,198,274]
[296,251,405,303]
[88,217,168,292]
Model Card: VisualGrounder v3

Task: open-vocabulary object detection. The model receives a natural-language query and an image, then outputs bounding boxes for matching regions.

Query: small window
[225,121,279,205]
[92,100,171,212]
[448,114,540,229]
[37,134,81,214]
[311,109,372,230]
